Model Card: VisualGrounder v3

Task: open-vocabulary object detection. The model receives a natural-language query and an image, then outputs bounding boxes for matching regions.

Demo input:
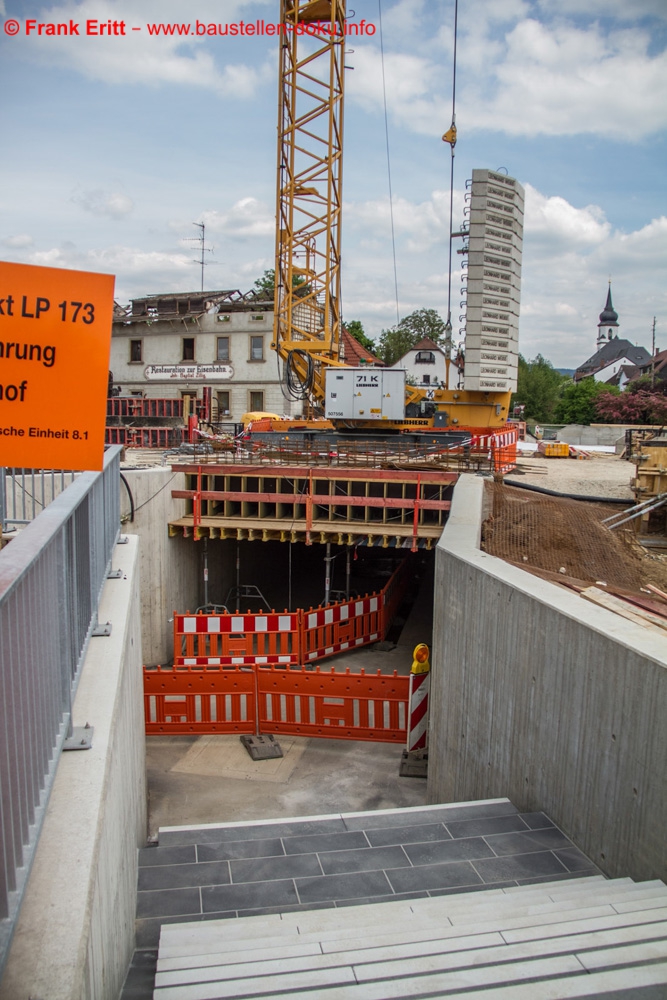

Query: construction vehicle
[258,0,513,439]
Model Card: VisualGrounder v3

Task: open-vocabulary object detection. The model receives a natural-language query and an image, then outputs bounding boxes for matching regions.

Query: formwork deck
[168,463,456,546]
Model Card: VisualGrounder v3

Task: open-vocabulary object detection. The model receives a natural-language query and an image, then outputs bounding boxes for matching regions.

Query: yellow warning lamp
[411,643,430,675]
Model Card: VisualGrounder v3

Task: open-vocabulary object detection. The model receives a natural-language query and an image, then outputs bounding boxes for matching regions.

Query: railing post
[0,468,6,534]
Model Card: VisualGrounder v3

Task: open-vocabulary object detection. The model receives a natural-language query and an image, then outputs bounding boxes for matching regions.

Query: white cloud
[535,0,667,19]
[11,0,274,97]
[523,184,610,248]
[339,184,666,367]
[72,187,134,218]
[347,46,443,134]
[199,197,274,239]
[463,19,667,138]
[2,234,34,248]
[349,8,667,141]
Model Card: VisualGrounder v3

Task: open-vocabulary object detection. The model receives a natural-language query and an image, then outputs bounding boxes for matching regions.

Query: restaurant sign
[144,364,233,381]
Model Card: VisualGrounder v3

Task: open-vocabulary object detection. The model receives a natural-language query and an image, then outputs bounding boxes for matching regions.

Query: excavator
[249,0,514,442]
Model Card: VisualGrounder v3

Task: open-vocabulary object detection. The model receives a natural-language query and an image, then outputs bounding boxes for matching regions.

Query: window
[415,351,436,364]
[249,335,264,361]
[216,336,230,361]
[217,391,230,416]
[250,314,264,322]
[182,338,195,361]
[129,339,142,362]
[217,314,231,323]
[249,391,264,412]
[423,374,430,384]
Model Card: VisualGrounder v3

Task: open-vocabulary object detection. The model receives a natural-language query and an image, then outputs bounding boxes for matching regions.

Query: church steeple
[597,282,619,349]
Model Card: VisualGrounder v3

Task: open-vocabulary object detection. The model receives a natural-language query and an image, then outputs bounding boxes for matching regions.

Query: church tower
[596,283,619,349]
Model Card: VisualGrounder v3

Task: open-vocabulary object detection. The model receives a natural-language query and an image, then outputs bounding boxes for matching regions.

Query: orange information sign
[0,261,115,471]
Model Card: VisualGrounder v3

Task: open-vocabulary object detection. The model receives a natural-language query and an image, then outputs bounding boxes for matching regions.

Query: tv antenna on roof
[184,222,218,291]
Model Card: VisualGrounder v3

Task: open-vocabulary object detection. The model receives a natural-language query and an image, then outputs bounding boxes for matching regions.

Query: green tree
[252,268,307,299]
[555,377,618,424]
[252,269,275,298]
[343,319,377,354]
[511,354,568,423]
[376,308,446,366]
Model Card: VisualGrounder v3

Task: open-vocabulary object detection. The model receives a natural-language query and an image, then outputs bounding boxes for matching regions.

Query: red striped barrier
[301,596,382,662]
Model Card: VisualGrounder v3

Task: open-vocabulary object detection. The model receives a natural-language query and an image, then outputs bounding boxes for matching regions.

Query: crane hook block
[442,125,457,147]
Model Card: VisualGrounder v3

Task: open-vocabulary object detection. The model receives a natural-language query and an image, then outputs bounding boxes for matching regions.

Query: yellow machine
[269,0,512,434]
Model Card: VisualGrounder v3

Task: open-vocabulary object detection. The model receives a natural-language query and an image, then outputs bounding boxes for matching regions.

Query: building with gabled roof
[339,327,383,366]
[574,285,650,384]
[391,336,448,389]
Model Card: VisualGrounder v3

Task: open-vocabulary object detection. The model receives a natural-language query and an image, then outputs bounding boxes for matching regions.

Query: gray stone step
[157,880,667,959]
[153,879,667,999]
[155,920,667,988]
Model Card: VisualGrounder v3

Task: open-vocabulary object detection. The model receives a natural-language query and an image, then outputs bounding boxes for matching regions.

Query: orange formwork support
[257,666,409,743]
[143,663,256,735]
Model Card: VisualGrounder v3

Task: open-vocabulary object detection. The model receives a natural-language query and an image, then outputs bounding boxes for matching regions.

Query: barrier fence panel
[470,427,518,475]
[300,596,382,663]
[174,611,300,666]
[144,664,256,735]
[147,557,417,740]
[258,666,408,743]
[143,663,408,742]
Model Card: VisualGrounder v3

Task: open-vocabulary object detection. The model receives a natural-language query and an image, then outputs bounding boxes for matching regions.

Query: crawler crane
[263,0,513,438]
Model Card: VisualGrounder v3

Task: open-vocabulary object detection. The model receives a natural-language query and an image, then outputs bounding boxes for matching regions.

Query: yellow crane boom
[271,0,511,430]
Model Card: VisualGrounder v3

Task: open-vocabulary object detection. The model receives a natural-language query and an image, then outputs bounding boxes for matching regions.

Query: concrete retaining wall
[428,475,667,881]
[121,468,199,665]
[0,536,146,1000]
[539,423,661,448]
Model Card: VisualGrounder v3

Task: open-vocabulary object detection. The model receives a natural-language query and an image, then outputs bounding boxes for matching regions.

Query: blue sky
[1,0,665,368]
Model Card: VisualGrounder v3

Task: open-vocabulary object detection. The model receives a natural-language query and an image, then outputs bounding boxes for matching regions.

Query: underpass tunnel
[195,538,430,611]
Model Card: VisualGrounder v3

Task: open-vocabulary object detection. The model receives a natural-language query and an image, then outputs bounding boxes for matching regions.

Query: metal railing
[0,446,121,975]
[0,468,78,530]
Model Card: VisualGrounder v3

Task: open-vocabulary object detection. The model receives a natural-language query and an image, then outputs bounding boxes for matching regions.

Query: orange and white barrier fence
[470,427,518,475]
[144,663,255,735]
[144,663,409,743]
[301,596,382,663]
[173,558,415,668]
[174,611,300,666]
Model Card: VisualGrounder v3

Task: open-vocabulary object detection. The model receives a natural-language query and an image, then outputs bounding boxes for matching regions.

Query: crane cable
[442,0,459,386]
[284,348,314,401]
[378,0,400,328]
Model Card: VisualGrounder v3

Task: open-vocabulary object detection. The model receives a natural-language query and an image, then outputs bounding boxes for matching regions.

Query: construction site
[1,2,667,999]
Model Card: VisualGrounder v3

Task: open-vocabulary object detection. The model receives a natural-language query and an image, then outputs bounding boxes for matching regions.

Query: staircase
[122,800,667,998]
[154,878,667,998]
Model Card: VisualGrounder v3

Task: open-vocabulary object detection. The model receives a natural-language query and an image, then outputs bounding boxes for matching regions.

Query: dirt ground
[485,449,667,595]
[511,449,635,500]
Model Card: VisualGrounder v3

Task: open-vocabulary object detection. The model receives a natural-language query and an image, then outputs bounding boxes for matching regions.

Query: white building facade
[391,337,447,388]
[110,290,296,425]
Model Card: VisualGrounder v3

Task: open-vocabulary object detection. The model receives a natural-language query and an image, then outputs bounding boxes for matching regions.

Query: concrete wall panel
[121,468,200,665]
[428,475,667,882]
